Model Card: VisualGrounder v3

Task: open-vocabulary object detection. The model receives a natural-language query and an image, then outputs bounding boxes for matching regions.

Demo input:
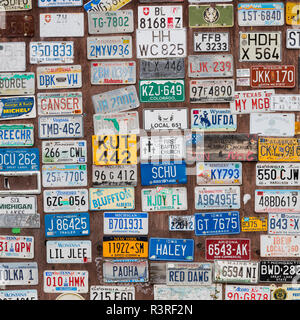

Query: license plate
[103,259,148,283]
[92,85,139,114]
[241,217,267,232]
[258,137,300,161]
[268,213,300,235]
[0,15,34,37]
[88,10,133,34]
[38,0,82,7]
[44,270,88,293]
[149,262,166,284]
[46,240,91,263]
[139,79,185,103]
[260,260,300,282]
[286,2,300,25]
[195,186,240,210]
[0,124,34,147]
[0,195,36,215]
[205,239,250,260]
[214,261,259,284]
[143,108,188,131]
[191,108,237,131]
[140,162,187,186]
[260,235,300,257]
[255,189,300,213]
[87,36,132,60]
[141,187,188,212]
[103,236,148,258]
[189,4,234,28]
[0,0,32,10]
[0,263,38,285]
[189,56,233,79]
[169,215,195,231]
[0,73,35,95]
[0,290,37,300]
[89,187,135,211]
[92,134,137,165]
[30,42,74,64]
[136,29,187,59]
[138,5,183,29]
[0,148,39,171]
[230,90,273,114]
[0,96,36,120]
[195,211,240,236]
[42,140,87,164]
[44,212,90,238]
[0,213,40,229]
[251,113,295,136]
[140,58,185,79]
[0,236,34,259]
[194,32,229,52]
[140,136,185,160]
[91,61,136,85]
[38,116,84,139]
[93,165,137,186]
[238,2,284,26]
[197,162,242,185]
[42,164,87,188]
[84,0,132,12]
[90,286,135,300]
[225,285,270,300]
[40,13,84,37]
[271,285,300,300]
[239,31,281,62]
[0,43,26,72]
[149,238,194,261]
[286,29,300,48]
[43,189,89,213]
[256,163,300,186]
[104,212,148,235]
[190,80,234,103]
[93,112,139,135]
[166,262,212,286]
[37,65,82,90]
[250,65,295,88]
[271,94,300,111]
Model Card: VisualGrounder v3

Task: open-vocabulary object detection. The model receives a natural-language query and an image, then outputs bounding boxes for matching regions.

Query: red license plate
[0,15,34,37]
[250,65,295,89]
[205,238,250,260]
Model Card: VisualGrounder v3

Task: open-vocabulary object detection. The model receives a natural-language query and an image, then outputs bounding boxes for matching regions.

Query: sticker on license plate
[38,0,82,7]
[206,239,250,260]
[241,217,267,232]
[0,0,32,11]
[0,15,34,37]
[93,165,137,186]
[260,235,300,257]
[141,187,187,212]
[0,262,38,286]
[194,32,229,52]
[225,285,270,300]
[84,0,132,12]
[0,124,34,147]
[0,213,40,229]
[0,236,34,259]
[268,213,300,235]
[0,43,26,72]
[38,116,84,139]
[0,290,37,300]
[90,286,135,300]
[0,73,35,96]
[260,260,300,282]
[0,195,36,215]
[169,215,195,231]
[0,96,36,121]
[0,148,39,171]
[43,189,89,213]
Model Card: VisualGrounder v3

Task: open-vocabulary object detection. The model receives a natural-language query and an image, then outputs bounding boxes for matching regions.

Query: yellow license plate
[103,236,148,258]
[286,2,300,25]
[258,138,300,161]
[92,134,137,165]
[241,217,267,232]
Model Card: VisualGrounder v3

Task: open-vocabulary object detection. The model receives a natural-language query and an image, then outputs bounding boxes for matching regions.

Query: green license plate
[139,80,185,103]
[189,4,234,28]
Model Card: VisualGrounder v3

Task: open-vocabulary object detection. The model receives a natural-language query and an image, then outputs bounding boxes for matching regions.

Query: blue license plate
[141,162,187,186]
[0,148,39,172]
[44,212,90,238]
[149,238,194,261]
[0,96,36,120]
[195,211,240,236]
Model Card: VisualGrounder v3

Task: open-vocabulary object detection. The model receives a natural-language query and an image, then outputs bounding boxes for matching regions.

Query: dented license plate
[0,235,34,259]
[206,239,250,260]
[93,165,137,186]
[169,215,195,231]
[0,15,34,37]
[0,43,26,72]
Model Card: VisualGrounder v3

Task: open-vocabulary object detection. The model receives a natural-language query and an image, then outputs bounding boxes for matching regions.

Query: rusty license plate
[0,15,34,37]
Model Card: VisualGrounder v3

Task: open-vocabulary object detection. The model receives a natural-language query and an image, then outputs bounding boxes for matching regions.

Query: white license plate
[90,286,135,300]
[0,42,26,72]
[0,195,36,215]
[0,124,34,147]
[136,29,187,59]
[271,95,300,111]
[93,165,137,186]
[38,0,82,7]
[256,163,300,186]
[38,116,84,139]
[37,65,82,90]
[194,32,229,52]
[260,235,300,257]
[140,136,185,160]
[0,236,34,259]
[287,29,300,49]
[138,6,183,29]
[0,0,32,11]
[0,75,35,96]
[0,262,38,285]
[42,164,87,188]
[169,215,195,231]
[42,140,87,164]
[195,186,240,210]
[268,213,300,235]
[0,290,37,300]
[141,187,188,212]
[47,240,91,263]
[40,13,84,37]
[44,270,88,293]
[87,36,132,60]
[225,285,270,300]
[43,189,89,213]
[239,31,281,62]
